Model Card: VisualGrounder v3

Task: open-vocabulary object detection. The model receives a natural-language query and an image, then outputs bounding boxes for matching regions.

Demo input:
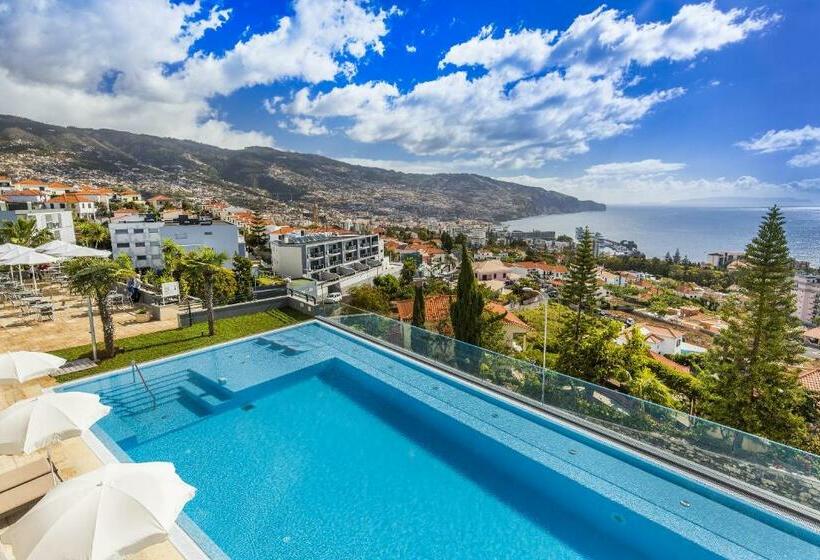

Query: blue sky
[0,0,818,204]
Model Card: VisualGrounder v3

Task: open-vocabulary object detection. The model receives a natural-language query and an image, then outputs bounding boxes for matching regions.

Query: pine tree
[560,227,599,346]
[704,207,810,446]
[450,244,484,345]
[412,283,426,327]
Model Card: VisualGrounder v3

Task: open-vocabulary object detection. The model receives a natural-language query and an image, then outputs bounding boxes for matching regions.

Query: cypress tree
[412,283,426,327]
[450,244,484,345]
[705,206,809,445]
[561,227,599,345]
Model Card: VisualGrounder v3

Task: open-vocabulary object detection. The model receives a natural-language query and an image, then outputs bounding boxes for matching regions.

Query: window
[117,243,130,248]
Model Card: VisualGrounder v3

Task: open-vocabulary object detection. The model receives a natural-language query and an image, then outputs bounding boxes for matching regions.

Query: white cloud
[739,126,820,167]
[0,0,396,148]
[405,44,417,53]
[284,3,776,168]
[585,159,686,176]
[496,172,812,205]
[283,117,330,136]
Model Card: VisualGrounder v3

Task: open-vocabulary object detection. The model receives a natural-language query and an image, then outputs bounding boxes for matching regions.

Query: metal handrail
[131,360,157,409]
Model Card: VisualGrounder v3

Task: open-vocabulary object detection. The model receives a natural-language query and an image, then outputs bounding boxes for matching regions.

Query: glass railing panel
[317,304,820,515]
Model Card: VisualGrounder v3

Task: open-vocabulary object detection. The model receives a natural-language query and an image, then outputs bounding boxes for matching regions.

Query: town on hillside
[3,173,820,418]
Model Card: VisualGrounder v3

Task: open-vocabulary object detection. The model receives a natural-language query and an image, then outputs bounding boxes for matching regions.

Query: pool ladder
[131,360,157,410]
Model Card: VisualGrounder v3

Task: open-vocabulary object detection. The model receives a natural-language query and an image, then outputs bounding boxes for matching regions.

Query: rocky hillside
[0,114,604,221]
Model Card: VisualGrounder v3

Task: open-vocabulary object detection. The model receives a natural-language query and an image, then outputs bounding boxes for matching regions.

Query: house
[485,301,531,350]
[631,323,684,355]
[146,194,173,210]
[473,259,510,282]
[113,188,142,204]
[73,185,115,207]
[48,194,97,220]
[598,268,626,286]
[13,179,50,192]
[46,182,72,196]
[510,261,567,280]
[2,189,47,204]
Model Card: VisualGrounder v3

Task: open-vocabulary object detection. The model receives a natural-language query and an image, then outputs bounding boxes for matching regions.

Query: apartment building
[109,215,246,269]
[795,275,820,325]
[109,215,164,269]
[161,218,246,269]
[270,233,383,280]
[0,208,75,242]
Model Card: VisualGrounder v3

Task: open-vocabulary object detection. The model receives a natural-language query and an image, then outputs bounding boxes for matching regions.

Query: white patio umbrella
[34,240,69,253]
[1,251,58,290]
[0,352,66,385]
[0,392,110,454]
[0,242,32,256]
[38,240,111,259]
[0,462,196,560]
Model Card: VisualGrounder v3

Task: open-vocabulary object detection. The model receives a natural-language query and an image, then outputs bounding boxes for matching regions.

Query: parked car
[324,292,343,304]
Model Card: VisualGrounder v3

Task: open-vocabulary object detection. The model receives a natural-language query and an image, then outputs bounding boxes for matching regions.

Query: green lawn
[53,307,310,383]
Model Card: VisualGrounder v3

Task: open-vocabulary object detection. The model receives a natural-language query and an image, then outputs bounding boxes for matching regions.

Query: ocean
[504,205,820,266]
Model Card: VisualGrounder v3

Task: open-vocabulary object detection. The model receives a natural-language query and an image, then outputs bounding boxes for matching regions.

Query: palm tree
[63,255,134,358]
[179,247,228,336]
[74,220,111,249]
[0,217,54,247]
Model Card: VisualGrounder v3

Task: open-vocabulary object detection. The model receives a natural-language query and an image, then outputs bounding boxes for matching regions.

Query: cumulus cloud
[283,2,776,168]
[0,0,396,147]
[739,126,820,167]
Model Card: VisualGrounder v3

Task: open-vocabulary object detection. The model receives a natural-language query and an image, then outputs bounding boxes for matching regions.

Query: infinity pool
[64,322,820,559]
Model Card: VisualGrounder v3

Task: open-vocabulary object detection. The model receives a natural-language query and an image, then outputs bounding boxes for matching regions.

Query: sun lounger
[0,458,61,518]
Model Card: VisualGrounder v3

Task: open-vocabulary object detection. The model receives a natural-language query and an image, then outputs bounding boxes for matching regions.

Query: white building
[109,215,246,270]
[270,232,382,280]
[48,194,97,220]
[0,208,75,242]
[795,275,820,325]
[161,218,246,268]
[109,215,164,269]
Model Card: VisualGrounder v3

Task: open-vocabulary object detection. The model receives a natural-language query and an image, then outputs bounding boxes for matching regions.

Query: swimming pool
[64,321,820,559]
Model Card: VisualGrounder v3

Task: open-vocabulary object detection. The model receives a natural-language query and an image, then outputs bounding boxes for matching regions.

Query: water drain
[241,403,255,411]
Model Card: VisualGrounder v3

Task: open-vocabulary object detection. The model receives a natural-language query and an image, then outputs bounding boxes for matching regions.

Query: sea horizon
[504,204,820,266]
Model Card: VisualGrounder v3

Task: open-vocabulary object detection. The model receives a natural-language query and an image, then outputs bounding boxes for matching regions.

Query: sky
[0,0,818,205]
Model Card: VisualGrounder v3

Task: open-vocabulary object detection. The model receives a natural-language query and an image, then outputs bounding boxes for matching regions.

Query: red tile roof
[799,367,820,393]
[49,194,93,204]
[7,189,42,196]
[395,294,452,322]
[515,261,567,274]
[485,301,530,329]
[649,351,692,375]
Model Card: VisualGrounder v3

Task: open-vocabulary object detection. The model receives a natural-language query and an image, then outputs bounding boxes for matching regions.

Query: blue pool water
[65,322,820,560]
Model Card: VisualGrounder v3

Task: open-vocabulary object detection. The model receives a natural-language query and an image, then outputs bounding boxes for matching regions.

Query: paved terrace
[0,378,184,560]
[0,287,179,352]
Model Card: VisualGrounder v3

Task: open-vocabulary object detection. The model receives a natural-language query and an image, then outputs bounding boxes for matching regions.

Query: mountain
[0,115,605,221]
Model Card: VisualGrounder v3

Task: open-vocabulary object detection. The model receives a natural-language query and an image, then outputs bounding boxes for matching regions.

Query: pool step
[178,374,232,413]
